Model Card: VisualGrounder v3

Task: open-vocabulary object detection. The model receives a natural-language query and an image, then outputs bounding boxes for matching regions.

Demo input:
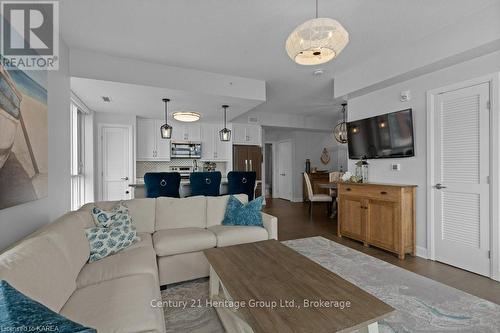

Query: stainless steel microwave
[171,142,201,158]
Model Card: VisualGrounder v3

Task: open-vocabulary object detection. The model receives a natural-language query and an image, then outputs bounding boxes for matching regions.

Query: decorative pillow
[91,202,129,228]
[85,223,139,262]
[0,280,96,332]
[222,195,264,227]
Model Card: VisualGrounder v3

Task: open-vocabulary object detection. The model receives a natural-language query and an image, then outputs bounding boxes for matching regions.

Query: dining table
[318,182,338,218]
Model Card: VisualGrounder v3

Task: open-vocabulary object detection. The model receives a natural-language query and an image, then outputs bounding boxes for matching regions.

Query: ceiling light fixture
[286,0,349,65]
[172,111,201,122]
[333,102,348,144]
[219,105,231,142]
[160,98,172,139]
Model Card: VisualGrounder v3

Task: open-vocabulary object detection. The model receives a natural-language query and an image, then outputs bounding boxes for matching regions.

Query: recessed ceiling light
[102,96,112,102]
[172,111,201,122]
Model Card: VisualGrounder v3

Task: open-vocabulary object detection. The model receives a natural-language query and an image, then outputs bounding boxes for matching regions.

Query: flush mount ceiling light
[172,111,201,122]
[333,102,348,144]
[286,0,349,66]
[160,98,172,139]
[219,105,231,142]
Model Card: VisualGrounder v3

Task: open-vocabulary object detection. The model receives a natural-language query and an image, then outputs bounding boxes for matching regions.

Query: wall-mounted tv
[347,109,415,159]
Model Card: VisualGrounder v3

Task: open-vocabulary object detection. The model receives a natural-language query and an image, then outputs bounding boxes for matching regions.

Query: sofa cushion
[76,246,158,289]
[0,280,96,333]
[206,194,248,227]
[208,225,268,247]
[61,274,165,333]
[153,228,216,256]
[80,198,156,233]
[39,211,91,281]
[0,235,76,312]
[125,232,152,251]
[155,196,207,230]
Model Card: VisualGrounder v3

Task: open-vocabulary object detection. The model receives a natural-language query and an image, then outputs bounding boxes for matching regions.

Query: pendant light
[160,98,172,139]
[219,105,231,142]
[286,0,349,65]
[333,102,348,144]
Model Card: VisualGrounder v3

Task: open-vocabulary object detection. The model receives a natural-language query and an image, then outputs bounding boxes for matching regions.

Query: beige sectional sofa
[0,194,278,333]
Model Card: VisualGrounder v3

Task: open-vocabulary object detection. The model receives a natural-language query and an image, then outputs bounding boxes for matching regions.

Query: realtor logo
[1,1,59,70]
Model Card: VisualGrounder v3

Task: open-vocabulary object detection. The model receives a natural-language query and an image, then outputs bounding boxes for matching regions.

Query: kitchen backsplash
[136,160,228,178]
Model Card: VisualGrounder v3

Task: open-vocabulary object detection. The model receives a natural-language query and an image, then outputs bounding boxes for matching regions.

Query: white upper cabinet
[136,118,171,161]
[232,123,262,146]
[200,123,231,161]
[171,123,201,142]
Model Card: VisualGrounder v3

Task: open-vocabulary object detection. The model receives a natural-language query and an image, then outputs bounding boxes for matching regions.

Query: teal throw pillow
[222,195,264,227]
[0,280,96,332]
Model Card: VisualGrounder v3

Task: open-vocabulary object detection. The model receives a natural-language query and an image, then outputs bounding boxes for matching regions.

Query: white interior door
[433,82,490,276]
[277,140,292,201]
[101,125,133,201]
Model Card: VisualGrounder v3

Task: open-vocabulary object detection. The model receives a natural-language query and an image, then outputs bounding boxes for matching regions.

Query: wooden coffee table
[204,240,394,333]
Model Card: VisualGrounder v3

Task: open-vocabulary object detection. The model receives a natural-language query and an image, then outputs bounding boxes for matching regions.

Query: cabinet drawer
[339,184,400,201]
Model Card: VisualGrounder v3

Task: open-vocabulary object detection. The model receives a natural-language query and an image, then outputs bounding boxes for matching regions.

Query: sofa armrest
[261,212,278,240]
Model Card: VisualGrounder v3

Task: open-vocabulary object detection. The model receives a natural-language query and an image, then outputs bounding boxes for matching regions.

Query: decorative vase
[355,158,369,183]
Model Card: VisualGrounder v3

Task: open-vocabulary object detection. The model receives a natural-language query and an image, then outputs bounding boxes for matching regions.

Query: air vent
[248,116,258,124]
[102,96,112,102]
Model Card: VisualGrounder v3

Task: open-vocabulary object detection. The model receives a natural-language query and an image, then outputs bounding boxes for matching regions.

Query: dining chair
[328,171,344,216]
[227,171,257,200]
[190,171,222,196]
[144,172,181,198]
[303,173,332,221]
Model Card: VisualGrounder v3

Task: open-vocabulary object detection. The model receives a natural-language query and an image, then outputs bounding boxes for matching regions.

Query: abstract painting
[0,64,48,210]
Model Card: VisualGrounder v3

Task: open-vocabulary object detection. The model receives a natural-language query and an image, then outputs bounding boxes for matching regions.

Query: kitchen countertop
[129,178,229,187]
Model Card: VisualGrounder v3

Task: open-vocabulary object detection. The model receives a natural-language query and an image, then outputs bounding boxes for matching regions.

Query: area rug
[161,236,500,332]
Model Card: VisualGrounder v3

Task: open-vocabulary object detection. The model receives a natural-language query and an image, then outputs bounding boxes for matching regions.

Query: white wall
[264,128,345,201]
[0,39,71,251]
[347,50,500,254]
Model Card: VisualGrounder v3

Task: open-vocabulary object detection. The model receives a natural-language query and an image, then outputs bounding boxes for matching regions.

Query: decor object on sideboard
[0,65,48,210]
[320,148,330,164]
[219,105,231,141]
[285,0,349,65]
[334,102,348,144]
[305,159,311,173]
[160,98,172,139]
[172,111,201,122]
[355,158,369,183]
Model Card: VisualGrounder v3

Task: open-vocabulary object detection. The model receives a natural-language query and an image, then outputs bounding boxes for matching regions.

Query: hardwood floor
[262,198,500,305]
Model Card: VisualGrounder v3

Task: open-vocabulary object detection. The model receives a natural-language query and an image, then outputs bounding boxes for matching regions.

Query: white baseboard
[415,246,428,259]
[292,197,304,203]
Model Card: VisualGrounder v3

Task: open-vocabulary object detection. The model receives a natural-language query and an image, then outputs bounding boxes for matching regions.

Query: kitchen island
[129,178,229,198]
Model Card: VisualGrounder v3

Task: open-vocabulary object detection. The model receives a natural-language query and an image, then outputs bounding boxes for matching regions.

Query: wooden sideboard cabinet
[337,182,416,259]
[302,172,329,201]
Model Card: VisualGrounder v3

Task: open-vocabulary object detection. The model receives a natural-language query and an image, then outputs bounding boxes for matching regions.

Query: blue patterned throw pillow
[0,280,96,333]
[222,195,264,227]
[86,202,139,262]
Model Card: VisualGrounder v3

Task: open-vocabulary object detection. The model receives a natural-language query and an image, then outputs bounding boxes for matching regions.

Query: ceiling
[71,77,262,122]
[62,0,498,118]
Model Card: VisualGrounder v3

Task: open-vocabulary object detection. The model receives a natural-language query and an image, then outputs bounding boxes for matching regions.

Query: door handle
[245,160,248,171]
[121,177,129,181]
[249,159,252,171]
[280,173,285,176]
[435,183,447,189]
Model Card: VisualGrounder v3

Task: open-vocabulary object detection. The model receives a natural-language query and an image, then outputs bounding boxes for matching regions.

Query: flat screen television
[347,109,414,159]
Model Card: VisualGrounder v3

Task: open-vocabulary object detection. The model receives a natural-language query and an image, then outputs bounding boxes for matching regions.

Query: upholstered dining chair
[303,173,332,221]
[227,171,257,200]
[190,171,222,196]
[144,172,181,198]
[328,171,344,216]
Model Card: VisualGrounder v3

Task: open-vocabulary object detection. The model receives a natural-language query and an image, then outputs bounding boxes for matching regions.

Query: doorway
[276,140,293,201]
[427,76,497,278]
[98,124,134,201]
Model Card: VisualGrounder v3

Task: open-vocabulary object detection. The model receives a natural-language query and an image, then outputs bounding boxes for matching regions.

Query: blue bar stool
[144,172,181,198]
[227,171,257,200]
[190,172,222,196]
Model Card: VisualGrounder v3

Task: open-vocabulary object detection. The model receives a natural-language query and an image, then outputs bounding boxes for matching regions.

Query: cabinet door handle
[249,159,252,171]
[346,188,351,191]
[245,160,248,171]
[380,191,387,195]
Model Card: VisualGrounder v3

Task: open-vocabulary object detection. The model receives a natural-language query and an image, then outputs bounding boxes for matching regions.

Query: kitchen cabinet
[171,123,201,142]
[337,183,416,259]
[233,145,262,180]
[201,123,230,161]
[232,123,261,146]
[137,118,171,161]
